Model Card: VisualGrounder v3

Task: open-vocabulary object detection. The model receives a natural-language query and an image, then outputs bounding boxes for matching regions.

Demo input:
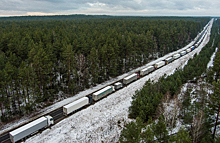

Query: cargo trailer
[114,82,123,90]
[186,48,191,53]
[180,51,187,56]
[165,57,173,64]
[195,43,198,47]
[173,53,181,60]
[123,73,139,85]
[9,116,54,143]
[154,61,165,69]
[140,66,154,76]
[92,86,115,101]
[63,97,89,116]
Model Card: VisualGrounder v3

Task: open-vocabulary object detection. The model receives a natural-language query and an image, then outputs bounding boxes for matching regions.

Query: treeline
[119,19,220,142]
[0,16,209,122]
[0,14,210,22]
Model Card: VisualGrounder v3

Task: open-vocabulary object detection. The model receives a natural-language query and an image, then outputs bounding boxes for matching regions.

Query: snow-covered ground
[21,20,213,143]
[207,47,218,68]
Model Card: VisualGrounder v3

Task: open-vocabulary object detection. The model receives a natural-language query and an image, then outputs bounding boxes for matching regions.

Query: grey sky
[0,0,219,16]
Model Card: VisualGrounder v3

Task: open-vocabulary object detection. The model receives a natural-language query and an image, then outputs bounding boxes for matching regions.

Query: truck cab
[136,73,139,78]
[111,85,115,92]
[45,115,54,126]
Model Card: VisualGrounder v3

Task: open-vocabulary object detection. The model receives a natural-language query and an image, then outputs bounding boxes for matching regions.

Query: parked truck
[186,48,191,53]
[180,51,187,56]
[63,97,89,116]
[9,116,54,143]
[140,66,154,76]
[92,86,115,101]
[165,57,173,64]
[173,53,181,60]
[123,73,139,85]
[154,61,165,69]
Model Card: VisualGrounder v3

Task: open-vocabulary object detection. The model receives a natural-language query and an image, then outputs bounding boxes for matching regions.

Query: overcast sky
[0,0,219,17]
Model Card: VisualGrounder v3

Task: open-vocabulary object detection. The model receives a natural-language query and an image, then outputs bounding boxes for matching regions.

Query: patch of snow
[207,47,218,68]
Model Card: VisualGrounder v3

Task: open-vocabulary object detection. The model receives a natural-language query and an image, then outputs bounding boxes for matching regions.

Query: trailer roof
[155,61,165,65]
[180,51,186,53]
[124,73,137,80]
[93,86,112,96]
[114,82,122,86]
[141,66,154,72]
[9,117,47,136]
[173,53,180,56]
[63,97,88,109]
[165,57,173,61]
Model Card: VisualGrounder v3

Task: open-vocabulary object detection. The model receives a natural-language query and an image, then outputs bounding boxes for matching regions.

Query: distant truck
[186,48,191,53]
[140,66,154,76]
[154,61,165,69]
[180,51,187,56]
[164,57,173,65]
[9,116,54,143]
[123,73,139,85]
[63,97,89,116]
[173,53,181,60]
[92,86,115,101]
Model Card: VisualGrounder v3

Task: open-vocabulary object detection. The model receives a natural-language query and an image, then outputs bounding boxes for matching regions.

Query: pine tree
[152,114,169,142]
[210,80,220,139]
[119,117,144,143]
[88,47,99,85]
[169,127,192,143]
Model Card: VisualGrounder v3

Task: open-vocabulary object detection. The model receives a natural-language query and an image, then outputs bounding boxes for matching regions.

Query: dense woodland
[119,19,220,142]
[0,15,210,122]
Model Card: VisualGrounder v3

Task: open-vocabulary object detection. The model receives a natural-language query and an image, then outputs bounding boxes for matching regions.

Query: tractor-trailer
[195,43,199,47]
[92,86,115,101]
[63,97,89,116]
[180,51,187,56]
[173,53,181,60]
[123,73,139,85]
[186,48,191,53]
[165,57,173,64]
[154,61,165,69]
[114,82,123,90]
[9,116,54,143]
[140,66,154,76]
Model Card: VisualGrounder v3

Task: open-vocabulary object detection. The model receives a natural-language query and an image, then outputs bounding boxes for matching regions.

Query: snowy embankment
[23,21,213,143]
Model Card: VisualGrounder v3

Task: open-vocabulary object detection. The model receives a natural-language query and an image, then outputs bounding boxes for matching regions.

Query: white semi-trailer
[173,53,181,60]
[180,51,187,56]
[186,48,191,53]
[63,97,89,116]
[92,86,115,101]
[154,61,165,69]
[165,57,173,64]
[140,66,154,76]
[123,73,139,85]
[9,116,54,143]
